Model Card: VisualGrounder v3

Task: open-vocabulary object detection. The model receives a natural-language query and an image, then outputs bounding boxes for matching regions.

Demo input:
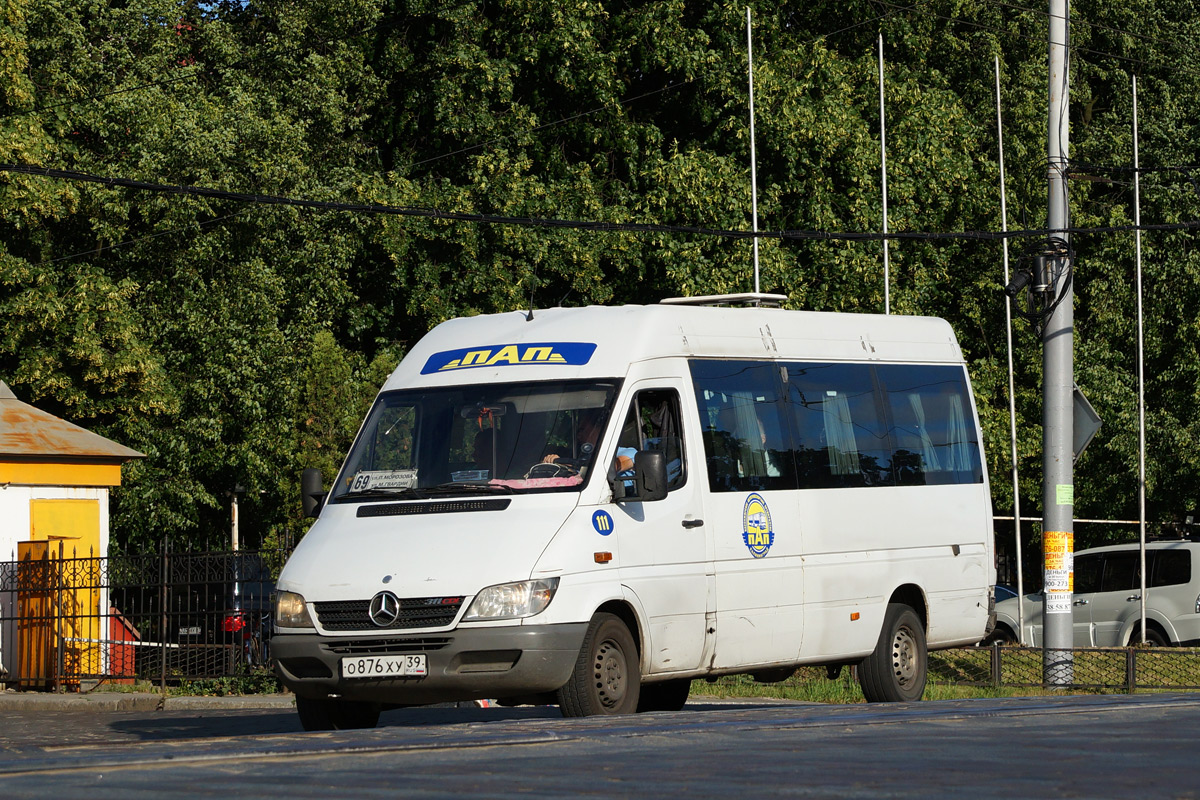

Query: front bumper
[272,622,588,704]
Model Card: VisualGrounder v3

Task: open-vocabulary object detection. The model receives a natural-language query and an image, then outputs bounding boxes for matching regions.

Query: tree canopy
[3,0,1200,556]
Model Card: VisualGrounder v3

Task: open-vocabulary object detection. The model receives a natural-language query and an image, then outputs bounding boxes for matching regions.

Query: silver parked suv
[990,540,1200,647]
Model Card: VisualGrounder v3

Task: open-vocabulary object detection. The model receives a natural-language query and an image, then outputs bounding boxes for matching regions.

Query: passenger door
[611,380,711,675]
[690,360,803,669]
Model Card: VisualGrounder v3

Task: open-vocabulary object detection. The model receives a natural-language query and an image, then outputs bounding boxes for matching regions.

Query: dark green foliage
[3,0,1200,549]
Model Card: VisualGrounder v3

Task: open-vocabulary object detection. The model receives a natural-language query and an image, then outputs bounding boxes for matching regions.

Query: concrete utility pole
[1042,0,1074,685]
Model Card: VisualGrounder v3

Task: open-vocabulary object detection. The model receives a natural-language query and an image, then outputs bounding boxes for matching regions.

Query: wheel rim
[890,626,919,688]
[593,637,627,710]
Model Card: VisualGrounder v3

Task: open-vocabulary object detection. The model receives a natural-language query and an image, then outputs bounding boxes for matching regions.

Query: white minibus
[272,296,996,729]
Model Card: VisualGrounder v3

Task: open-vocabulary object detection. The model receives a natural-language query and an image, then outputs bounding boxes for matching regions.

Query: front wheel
[296,695,381,731]
[557,613,640,717]
[858,603,927,703]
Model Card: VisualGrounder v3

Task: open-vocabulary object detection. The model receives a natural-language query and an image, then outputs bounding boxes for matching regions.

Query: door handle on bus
[1073,598,1089,606]
[1126,594,1142,602]
[681,519,704,529]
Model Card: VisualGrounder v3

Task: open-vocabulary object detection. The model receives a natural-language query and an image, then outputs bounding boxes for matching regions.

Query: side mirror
[633,451,668,502]
[301,468,326,518]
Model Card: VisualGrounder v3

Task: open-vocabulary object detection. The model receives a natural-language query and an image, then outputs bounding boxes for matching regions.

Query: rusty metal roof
[0,381,144,461]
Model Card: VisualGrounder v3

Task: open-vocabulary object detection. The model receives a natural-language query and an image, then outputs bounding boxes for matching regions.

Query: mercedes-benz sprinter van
[272,296,995,729]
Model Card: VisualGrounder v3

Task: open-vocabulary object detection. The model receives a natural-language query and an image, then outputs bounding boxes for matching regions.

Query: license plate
[341,654,427,679]
[179,626,201,636]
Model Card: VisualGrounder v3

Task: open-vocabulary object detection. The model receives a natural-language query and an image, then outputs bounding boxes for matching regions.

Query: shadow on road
[98,699,794,742]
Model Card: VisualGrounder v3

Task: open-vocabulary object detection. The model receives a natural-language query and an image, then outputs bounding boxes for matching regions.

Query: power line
[27,211,249,267]
[7,162,1200,244]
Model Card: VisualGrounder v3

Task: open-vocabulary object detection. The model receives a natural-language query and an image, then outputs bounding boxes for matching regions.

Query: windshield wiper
[430,482,516,495]
[341,487,429,501]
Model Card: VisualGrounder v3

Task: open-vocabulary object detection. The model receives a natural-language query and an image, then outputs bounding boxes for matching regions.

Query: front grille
[321,637,453,656]
[313,597,463,631]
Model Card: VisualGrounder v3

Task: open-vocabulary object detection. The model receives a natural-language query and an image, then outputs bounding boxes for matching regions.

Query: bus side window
[785,363,890,489]
[877,364,982,486]
[619,389,687,491]
[689,361,792,493]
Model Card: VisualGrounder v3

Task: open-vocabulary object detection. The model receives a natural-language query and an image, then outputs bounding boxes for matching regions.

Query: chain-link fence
[701,646,1200,699]
[0,541,286,692]
[930,645,1200,691]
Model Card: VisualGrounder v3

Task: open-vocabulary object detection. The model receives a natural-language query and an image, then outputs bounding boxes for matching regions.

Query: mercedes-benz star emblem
[368,591,401,627]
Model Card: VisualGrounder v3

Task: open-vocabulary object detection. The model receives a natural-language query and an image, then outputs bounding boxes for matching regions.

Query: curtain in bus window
[786,362,890,489]
[823,392,859,477]
[947,395,970,473]
[689,360,792,493]
[876,364,982,486]
[907,393,941,472]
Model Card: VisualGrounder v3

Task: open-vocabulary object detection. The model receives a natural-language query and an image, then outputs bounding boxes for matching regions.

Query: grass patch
[688,647,1200,704]
[171,668,281,696]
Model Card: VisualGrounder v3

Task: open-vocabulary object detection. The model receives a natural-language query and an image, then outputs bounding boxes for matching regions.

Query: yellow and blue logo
[592,510,614,536]
[742,493,774,558]
[421,342,597,374]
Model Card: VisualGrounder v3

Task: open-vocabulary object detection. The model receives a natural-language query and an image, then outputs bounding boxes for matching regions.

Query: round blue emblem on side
[742,493,774,558]
[592,510,615,535]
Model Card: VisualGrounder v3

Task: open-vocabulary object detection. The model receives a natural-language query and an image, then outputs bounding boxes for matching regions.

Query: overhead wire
[6,163,1200,244]
[24,211,251,268]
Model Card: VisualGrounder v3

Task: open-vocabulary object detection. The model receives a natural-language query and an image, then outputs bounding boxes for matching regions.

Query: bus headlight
[274,591,315,628]
[464,578,559,621]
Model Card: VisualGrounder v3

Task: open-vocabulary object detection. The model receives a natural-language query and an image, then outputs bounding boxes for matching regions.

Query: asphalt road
[1,694,1198,798]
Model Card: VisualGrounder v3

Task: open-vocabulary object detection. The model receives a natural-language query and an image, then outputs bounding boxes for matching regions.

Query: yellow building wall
[0,461,123,487]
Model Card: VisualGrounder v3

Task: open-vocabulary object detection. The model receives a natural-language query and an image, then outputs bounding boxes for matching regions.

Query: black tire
[557,613,640,717]
[1139,627,1170,647]
[858,603,927,703]
[636,678,691,713]
[980,624,1017,646]
[296,695,381,731]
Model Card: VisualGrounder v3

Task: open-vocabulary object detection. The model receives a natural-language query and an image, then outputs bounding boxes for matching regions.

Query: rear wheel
[558,613,640,717]
[980,624,1017,646]
[296,696,381,731]
[1139,627,1169,647]
[858,603,927,703]
[636,678,691,713]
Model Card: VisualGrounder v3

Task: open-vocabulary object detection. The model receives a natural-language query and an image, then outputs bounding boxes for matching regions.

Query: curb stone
[0,691,294,712]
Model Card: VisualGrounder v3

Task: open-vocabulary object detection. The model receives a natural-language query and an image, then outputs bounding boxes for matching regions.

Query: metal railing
[0,542,285,692]
[930,645,1200,691]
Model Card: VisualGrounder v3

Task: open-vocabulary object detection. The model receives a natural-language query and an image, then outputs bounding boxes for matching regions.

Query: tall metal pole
[878,34,891,315]
[1134,76,1147,643]
[1042,0,1074,685]
[995,57,1025,641]
[746,7,761,294]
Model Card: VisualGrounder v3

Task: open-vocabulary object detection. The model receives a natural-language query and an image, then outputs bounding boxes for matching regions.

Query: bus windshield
[329,379,621,502]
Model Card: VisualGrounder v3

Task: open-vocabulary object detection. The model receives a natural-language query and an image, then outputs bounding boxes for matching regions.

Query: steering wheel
[525,460,579,479]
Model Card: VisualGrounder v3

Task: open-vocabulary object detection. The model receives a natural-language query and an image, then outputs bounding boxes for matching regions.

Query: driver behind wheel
[540,409,633,474]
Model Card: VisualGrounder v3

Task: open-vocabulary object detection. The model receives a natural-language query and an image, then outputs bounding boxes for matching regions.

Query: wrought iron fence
[0,541,287,692]
[929,645,1200,691]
